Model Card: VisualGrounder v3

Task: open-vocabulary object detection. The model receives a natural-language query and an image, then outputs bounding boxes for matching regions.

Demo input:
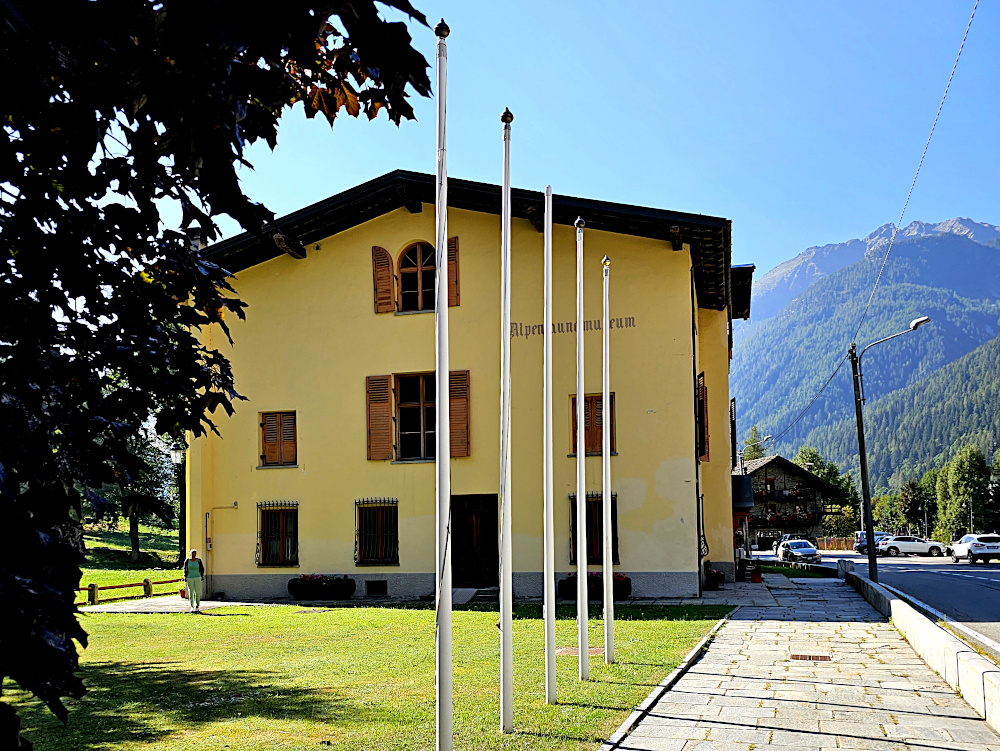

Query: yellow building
[187,171,753,600]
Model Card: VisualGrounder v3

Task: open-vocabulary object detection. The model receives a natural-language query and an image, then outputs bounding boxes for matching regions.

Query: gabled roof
[204,170,737,311]
[732,454,845,498]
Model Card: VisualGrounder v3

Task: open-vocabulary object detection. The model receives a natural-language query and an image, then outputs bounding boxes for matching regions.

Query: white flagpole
[499,107,514,733]
[601,255,614,664]
[542,186,557,703]
[574,216,589,681]
[433,19,452,751]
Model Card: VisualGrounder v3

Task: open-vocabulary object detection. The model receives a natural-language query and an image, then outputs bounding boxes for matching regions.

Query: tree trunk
[129,511,141,563]
[177,461,186,565]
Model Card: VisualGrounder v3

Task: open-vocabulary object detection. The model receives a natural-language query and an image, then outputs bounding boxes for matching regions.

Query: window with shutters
[394,239,460,313]
[569,393,616,456]
[259,411,297,467]
[395,373,435,459]
[696,373,709,462]
[256,501,299,566]
[355,498,399,565]
[568,493,619,565]
[398,243,435,312]
[366,371,470,461]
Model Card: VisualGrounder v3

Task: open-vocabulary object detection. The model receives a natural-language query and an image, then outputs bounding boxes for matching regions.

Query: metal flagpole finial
[602,255,610,268]
[574,217,585,229]
[435,18,450,37]
[501,107,513,124]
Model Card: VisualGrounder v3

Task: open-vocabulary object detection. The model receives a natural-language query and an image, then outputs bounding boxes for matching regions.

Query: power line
[771,354,848,444]
[767,0,979,448]
[851,0,979,345]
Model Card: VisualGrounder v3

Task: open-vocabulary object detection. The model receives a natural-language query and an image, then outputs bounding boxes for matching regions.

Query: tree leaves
[0,0,430,744]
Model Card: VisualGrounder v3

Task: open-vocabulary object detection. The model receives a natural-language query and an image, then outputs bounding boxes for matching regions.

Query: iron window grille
[568,492,619,565]
[256,501,299,567]
[355,498,400,565]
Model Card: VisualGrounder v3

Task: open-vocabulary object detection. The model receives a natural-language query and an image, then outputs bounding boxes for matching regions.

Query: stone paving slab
[612,579,1000,751]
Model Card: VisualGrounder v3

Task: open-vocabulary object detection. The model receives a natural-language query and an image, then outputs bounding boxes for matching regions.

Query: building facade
[186,171,752,600]
[737,455,844,552]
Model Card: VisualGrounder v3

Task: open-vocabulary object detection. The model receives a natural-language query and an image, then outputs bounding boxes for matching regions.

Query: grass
[6,603,732,751]
[755,563,828,579]
[76,524,182,605]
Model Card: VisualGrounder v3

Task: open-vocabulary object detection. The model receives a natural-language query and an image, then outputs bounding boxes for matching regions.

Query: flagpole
[601,254,614,664]
[574,216,589,681]
[499,107,514,733]
[433,19,452,751]
[542,186,557,704]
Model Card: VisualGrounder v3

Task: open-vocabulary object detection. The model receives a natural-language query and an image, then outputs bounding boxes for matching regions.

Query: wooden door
[451,494,498,588]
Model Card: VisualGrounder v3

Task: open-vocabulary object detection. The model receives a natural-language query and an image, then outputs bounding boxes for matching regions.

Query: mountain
[731,220,1000,489]
[747,218,1000,325]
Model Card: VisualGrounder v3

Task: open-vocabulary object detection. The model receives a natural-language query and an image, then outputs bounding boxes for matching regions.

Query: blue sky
[218,0,999,275]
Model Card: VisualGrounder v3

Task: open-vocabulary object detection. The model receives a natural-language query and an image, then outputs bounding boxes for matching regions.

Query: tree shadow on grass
[18,660,378,750]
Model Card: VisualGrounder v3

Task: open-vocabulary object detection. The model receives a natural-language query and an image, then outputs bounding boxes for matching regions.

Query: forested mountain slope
[731,229,1000,487]
[803,332,1000,490]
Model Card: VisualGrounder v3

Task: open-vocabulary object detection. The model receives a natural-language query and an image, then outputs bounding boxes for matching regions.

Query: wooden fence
[77,577,183,606]
[815,537,853,551]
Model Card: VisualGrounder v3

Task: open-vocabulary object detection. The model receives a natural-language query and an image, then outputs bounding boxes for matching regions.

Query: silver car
[777,539,822,563]
[949,534,1000,564]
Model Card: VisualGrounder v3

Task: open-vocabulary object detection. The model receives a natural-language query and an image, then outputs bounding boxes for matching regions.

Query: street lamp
[170,442,187,563]
[850,315,930,583]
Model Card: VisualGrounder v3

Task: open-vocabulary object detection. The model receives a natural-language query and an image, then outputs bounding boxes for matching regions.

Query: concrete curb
[598,607,737,751]
[846,571,1000,735]
[757,559,839,577]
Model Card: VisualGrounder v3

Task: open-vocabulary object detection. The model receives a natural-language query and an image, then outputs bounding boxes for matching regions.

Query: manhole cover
[789,653,830,661]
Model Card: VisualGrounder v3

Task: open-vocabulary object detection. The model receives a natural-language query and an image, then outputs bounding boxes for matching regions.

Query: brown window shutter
[588,395,600,454]
[447,236,460,307]
[279,412,297,465]
[367,375,393,460]
[570,396,577,454]
[372,246,395,314]
[449,370,470,457]
[261,413,280,465]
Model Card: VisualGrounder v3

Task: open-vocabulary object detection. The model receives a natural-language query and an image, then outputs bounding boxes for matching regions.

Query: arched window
[398,243,435,312]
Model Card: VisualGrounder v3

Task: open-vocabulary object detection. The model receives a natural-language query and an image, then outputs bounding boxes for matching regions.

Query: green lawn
[756,563,828,579]
[7,603,731,751]
[77,525,182,605]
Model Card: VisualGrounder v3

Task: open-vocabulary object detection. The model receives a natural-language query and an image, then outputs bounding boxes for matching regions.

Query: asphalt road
[756,549,1000,648]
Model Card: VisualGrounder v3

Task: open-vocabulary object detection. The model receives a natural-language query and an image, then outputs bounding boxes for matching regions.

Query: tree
[792,446,841,485]
[0,2,430,745]
[743,424,766,461]
[873,493,903,532]
[898,480,924,534]
[823,502,859,537]
[935,460,963,542]
[95,430,175,563]
[948,445,991,535]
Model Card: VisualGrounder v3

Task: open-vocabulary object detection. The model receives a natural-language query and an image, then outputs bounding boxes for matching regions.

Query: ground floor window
[355,498,399,565]
[568,492,619,565]
[257,501,299,566]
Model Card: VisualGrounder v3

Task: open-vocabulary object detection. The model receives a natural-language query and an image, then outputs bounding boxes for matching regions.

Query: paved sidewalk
[615,578,1000,751]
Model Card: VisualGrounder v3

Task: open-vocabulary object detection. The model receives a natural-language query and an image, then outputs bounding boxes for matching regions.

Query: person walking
[183,549,205,612]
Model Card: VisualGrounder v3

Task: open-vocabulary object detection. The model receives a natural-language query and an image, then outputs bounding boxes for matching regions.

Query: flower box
[287,574,356,600]
[557,572,631,601]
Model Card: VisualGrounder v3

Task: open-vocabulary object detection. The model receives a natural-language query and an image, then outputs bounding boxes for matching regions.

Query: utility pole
[849,343,879,583]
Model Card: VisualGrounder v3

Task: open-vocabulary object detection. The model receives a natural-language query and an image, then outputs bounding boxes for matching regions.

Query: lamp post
[170,442,186,563]
[850,315,930,584]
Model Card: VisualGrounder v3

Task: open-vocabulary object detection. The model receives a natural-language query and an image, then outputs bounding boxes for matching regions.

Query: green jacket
[183,558,205,579]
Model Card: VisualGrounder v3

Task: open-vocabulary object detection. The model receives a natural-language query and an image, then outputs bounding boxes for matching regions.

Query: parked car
[771,533,817,554]
[777,539,822,563]
[853,530,889,555]
[874,535,945,557]
[949,534,1000,564]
